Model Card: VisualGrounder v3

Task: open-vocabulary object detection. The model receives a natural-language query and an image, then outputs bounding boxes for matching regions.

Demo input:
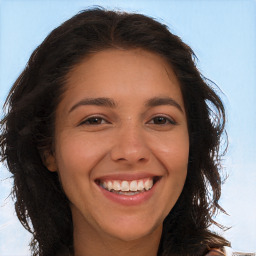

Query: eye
[148,116,177,125]
[79,116,109,126]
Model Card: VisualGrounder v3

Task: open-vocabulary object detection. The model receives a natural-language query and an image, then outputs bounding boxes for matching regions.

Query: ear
[42,150,58,172]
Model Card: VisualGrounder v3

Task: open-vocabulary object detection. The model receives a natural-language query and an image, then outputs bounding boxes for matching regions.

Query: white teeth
[117,191,141,196]
[121,181,129,191]
[102,181,107,189]
[113,180,121,190]
[129,180,137,191]
[99,177,155,193]
[144,179,153,190]
[107,181,112,191]
[137,180,144,191]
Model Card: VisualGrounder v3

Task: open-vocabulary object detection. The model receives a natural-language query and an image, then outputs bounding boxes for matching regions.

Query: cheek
[56,133,105,171]
[149,129,189,171]
[149,130,189,203]
[159,136,189,215]
[54,133,109,194]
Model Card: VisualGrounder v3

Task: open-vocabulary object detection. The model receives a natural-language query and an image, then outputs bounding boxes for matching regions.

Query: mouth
[95,176,161,196]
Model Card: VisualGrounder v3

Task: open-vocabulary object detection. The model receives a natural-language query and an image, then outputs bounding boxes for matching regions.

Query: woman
[0,7,230,256]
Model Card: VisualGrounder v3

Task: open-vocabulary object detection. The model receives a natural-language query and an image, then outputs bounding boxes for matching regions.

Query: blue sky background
[0,0,255,255]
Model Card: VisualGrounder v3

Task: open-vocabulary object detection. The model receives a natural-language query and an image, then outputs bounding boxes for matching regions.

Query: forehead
[67,49,178,84]
[62,48,183,108]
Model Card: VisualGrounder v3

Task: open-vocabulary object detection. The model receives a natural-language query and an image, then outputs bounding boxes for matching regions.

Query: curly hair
[0,7,230,256]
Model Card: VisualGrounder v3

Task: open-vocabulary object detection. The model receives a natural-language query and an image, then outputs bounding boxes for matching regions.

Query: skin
[46,49,189,256]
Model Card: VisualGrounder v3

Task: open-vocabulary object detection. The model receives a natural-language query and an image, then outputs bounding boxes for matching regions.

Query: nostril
[116,157,126,161]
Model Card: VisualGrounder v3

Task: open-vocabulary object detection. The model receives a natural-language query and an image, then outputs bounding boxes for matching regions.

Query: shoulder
[205,248,225,256]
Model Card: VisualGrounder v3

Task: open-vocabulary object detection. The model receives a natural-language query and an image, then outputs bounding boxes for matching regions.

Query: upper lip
[94,172,162,182]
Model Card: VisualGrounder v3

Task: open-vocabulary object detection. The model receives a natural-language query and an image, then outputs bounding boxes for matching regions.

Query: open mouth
[95,176,161,196]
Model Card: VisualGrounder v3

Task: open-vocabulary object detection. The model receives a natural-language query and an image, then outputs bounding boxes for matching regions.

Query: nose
[110,123,151,164]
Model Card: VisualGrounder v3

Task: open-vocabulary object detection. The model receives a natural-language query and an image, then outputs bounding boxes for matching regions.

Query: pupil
[154,117,166,124]
[91,118,101,124]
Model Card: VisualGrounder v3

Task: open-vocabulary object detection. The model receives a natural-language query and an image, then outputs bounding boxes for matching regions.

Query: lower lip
[96,180,159,206]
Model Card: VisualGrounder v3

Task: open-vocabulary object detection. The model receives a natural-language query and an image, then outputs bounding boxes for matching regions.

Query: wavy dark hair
[0,7,230,256]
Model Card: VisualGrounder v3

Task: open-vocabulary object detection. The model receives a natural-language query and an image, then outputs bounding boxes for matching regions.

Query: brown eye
[150,116,176,125]
[153,117,168,124]
[80,117,108,125]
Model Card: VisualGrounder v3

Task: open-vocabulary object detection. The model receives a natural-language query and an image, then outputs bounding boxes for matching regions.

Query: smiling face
[46,49,189,244]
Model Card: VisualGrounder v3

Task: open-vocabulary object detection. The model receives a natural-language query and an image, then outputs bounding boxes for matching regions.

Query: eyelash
[79,116,109,126]
[147,115,177,125]
[79,115,177,126]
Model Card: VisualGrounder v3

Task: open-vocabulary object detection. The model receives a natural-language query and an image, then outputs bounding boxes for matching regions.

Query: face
[47,49,189,242]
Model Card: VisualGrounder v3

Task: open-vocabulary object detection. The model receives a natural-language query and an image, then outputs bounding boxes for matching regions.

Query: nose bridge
[110,120,150,163]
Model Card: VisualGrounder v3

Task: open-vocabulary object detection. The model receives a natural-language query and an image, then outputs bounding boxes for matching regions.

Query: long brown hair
[0,7,230,256]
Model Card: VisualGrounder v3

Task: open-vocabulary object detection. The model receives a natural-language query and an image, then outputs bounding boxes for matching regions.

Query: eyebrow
[69,97,116,113]
[68,96,183,113]
[145,97,183,113]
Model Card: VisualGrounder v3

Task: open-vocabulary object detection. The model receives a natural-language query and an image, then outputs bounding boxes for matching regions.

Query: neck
[72,210,162,256]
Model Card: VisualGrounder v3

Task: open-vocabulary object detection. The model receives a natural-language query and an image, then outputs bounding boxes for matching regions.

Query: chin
[103,217,162,242]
